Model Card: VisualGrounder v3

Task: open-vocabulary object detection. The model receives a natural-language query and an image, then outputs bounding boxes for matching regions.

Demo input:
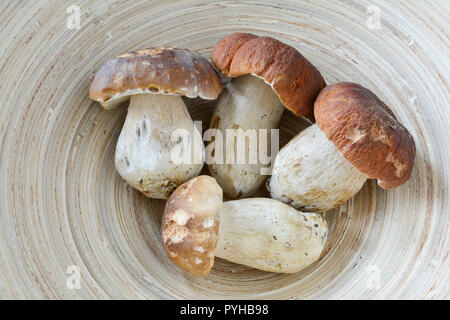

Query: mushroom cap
[211,33,326,122]
[161,176,222,276]
[89,47,222,110]
[314,82,416,189]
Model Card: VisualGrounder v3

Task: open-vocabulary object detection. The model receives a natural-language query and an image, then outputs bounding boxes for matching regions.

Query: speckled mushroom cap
[161,176,222,277]
[314,82,416,190]
[211,33,326,122]
[89,47,222,110]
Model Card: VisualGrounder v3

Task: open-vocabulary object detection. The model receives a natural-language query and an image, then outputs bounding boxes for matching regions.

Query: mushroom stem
[115,94,204,199]
[209,75,285,199]
[215,198,327,273]
[269,124,368,212]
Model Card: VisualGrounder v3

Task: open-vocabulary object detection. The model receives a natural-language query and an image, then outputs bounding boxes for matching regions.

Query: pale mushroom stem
[209,75,285,199]
[269,124,368,212]
[115,93,204,199]
[214,198,327,273]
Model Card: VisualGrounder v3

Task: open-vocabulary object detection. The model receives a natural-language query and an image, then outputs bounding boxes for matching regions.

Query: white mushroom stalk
[115,94,204,199]
[215,198,327,273]
[269,124,368,212]
[208,75,284,198]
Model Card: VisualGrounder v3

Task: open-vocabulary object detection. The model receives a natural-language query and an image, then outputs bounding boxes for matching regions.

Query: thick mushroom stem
[215,198,327,273]
[115,94,204,199]
[208,75,285,199]
[269,124,368,212]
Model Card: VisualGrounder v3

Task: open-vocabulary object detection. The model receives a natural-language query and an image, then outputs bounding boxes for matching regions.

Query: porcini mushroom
[207,33,325,199]
[162,175,327,276]
[269,82,416,212]
[89,48,222,199]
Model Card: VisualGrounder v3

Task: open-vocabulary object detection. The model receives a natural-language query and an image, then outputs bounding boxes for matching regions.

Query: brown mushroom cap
[314,82,416,189]
[89,47,222,109]
[161,176,222,276]
[211,33,326,122]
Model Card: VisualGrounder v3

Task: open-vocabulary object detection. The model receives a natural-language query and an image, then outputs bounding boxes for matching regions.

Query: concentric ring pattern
[0,0,448,299]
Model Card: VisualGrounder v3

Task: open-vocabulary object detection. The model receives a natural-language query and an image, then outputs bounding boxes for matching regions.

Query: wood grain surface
[0,0,448,299]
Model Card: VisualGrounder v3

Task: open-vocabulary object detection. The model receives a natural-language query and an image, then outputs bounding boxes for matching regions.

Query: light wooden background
[0,0,448,299]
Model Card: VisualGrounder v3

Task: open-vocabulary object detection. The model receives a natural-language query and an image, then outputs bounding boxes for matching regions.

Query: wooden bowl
[0,0,448,299]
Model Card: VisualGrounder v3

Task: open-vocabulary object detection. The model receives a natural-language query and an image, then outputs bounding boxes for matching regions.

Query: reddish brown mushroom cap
[89,47,222,110]
[161,176,223,277]
[211,33,326,122]
[314,82,416,189]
